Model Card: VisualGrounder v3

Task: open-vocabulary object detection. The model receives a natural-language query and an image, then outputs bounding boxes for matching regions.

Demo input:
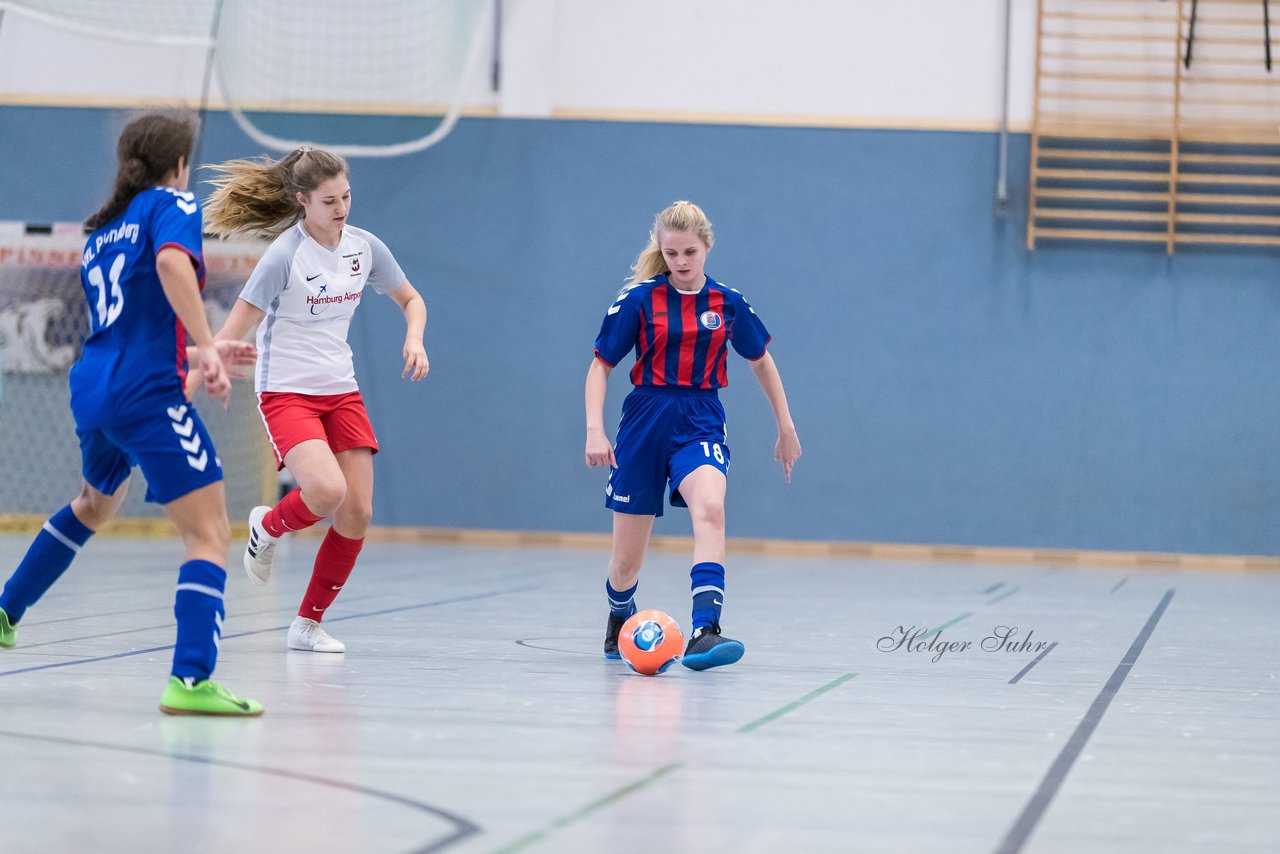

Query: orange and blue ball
[618,609,684,676]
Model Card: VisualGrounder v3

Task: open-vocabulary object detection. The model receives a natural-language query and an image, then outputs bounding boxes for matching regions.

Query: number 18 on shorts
[605,388,732,517]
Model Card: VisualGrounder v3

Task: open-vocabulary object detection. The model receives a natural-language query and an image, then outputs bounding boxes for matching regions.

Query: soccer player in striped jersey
[0,114,262,716]
[204,147,428,654]
[585,200,801,670]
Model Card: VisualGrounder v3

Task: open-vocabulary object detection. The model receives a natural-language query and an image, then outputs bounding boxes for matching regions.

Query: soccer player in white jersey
[204,147,429,653]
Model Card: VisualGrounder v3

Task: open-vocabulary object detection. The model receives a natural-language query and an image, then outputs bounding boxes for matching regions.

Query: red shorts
[258,391,379,469]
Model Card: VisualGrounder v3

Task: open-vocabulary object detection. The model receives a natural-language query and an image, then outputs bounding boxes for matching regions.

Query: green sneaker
[159,676,264,717]
[0,606,15,649]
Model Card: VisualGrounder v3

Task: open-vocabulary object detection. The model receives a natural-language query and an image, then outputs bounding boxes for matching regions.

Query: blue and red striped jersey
[594,274,771,389]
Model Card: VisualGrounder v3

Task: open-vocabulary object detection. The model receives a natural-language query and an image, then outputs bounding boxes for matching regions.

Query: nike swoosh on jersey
[306,273,323,281]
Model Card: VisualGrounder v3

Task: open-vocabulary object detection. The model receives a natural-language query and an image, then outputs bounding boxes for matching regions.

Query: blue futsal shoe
[681,623,744,671]
[603,604,636,659]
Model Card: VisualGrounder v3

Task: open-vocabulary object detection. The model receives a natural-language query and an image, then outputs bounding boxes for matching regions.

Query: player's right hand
[585,428,617,468]
[196,343,231,406]
[215,339,258,380]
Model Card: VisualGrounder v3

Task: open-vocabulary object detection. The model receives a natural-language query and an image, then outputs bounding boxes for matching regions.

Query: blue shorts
[605,387,730,517]
[77,400,223,505]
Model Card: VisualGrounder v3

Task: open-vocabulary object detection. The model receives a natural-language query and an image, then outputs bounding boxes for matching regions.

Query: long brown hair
[203,148,349,238]
[627,200,715,285]
[85,113,197,229]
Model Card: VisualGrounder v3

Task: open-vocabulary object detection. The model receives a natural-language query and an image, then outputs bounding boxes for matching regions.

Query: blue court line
[1008,641,1059,685]
[18,588,388,631]
[0,588,522,679]
[988,586,1019,605]
[982,582,1006,595]
[993,588,1175,854]
[0,727,479,853]
[11,593,390,651]
[1110,576,1128,594]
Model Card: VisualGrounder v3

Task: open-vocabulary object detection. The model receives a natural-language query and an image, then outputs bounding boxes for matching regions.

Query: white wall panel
[0,0,1038,128]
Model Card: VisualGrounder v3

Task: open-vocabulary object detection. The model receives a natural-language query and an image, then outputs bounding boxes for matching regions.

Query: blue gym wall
[2,106,1279,555]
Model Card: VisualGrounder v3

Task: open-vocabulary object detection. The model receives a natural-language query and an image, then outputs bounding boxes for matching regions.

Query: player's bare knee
[302,479,346,517]
[691,500,725,531]
[72,482,126,528]
[335,502,372,536]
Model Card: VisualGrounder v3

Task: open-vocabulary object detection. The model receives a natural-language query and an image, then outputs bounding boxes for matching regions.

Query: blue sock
[0,505,94,623]
[172,560,227,681]
[606,579,637,617]
[690,561,725,630]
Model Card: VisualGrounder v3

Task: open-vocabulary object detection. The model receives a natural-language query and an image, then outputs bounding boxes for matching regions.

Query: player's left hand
[775,426,801,483]
[402,339,430,381]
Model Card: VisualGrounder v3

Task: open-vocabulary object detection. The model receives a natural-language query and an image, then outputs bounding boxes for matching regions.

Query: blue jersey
[70,187,204,425]
[593,274,771,389]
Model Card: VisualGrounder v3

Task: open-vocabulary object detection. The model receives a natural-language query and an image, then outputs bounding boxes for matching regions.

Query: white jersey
[240,222,405,395]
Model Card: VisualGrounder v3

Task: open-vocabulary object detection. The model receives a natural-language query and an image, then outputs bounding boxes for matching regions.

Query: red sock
[263,488,325,538]
[298,527,364,621]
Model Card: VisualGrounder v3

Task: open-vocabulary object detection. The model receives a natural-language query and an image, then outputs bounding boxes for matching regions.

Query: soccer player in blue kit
[0,114,263,716]
[585,201,801,670]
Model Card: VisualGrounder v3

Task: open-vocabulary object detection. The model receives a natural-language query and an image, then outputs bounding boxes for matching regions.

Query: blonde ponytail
[627,200,714,285]
[204,148,348,238]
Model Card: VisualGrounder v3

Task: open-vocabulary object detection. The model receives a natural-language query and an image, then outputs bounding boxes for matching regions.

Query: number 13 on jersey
[86,254,125,329]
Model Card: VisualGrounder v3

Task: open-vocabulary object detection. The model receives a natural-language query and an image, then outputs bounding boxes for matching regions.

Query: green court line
[493,671,858,852]
[921,611,973,641]
[493,761,683,854]
[736,671,858,733]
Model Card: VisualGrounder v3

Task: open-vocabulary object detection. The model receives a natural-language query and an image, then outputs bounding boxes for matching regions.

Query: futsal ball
[618,609,684,676]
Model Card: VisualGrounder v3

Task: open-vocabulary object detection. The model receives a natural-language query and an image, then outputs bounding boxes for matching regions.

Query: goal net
[0,0,215,45]
[216,0,494,157]
[1,0,493,157]
[0,222,274,527]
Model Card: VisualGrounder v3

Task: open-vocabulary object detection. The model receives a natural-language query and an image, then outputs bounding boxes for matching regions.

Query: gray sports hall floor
[0,533,1276,853]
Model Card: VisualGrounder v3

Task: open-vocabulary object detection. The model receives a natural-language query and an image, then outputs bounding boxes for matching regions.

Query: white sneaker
[243,505,279,586]
[288,616,345,653]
